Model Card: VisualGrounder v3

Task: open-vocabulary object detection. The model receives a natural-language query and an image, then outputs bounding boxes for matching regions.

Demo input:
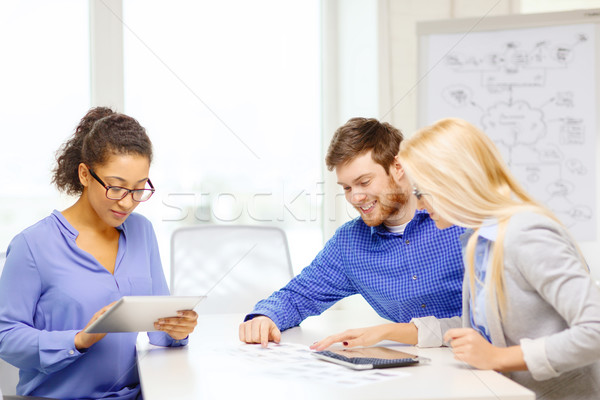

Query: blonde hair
[398,118,564,317]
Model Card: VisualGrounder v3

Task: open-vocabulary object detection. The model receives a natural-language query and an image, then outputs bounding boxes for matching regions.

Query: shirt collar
[52,209,78,238]
[52,209,126,239]
[117,219,126,234]
[459,218,498,245]
[478,219,499,241]
[370,209,429,237]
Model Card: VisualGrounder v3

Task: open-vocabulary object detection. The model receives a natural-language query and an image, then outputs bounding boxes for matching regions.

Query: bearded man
[239,118,465,348]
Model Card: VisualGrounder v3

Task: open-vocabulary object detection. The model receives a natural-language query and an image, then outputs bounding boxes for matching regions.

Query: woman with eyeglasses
[315,117,600,399]
[0,107,197,399]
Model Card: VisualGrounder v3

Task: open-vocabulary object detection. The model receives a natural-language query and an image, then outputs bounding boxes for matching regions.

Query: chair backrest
[0,347,17,397]
[170,225,294,314]
[0,252,20,396]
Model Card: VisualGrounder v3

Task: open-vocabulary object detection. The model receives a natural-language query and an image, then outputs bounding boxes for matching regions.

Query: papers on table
[213,342,410,387]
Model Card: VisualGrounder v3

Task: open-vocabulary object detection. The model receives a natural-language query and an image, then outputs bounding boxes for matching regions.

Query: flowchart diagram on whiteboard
[423,23,597,240]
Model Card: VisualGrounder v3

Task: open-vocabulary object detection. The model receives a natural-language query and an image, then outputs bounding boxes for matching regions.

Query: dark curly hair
[52,107,153,195]
[325,117,404,174]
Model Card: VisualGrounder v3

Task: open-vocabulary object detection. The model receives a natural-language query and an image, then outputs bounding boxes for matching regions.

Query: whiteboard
[418,10,600,241]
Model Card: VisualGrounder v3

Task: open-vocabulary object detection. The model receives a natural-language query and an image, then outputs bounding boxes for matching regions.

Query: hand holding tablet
[85,296,205,334]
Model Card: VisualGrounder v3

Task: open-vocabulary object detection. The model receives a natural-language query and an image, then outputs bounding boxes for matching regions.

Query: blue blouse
[463,223,498,343]
[0,210,186,399]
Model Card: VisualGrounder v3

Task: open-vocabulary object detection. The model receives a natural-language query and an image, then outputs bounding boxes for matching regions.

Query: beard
[359,175,411,227]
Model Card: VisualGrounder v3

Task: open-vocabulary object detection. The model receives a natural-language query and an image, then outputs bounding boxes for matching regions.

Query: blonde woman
[314,118,600,399]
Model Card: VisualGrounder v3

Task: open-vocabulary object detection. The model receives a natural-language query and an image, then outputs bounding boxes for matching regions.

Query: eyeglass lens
[106,187,153,201]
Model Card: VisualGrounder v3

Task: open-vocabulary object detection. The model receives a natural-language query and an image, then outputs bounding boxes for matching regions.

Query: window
[123,0,322,275]
[0,1,89,249]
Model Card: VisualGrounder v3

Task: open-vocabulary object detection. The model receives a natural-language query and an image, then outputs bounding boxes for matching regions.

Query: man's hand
[239,316,281,348]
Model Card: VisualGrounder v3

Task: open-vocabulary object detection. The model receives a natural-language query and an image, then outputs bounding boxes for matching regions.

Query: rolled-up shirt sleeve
[411,315,462,348]
[520,337,559,381]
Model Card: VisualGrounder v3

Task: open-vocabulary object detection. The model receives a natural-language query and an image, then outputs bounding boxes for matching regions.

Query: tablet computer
[85,296,205,333]
[313,346,422,370]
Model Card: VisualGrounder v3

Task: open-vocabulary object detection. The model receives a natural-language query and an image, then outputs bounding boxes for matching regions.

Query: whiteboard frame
[417,8,600,127]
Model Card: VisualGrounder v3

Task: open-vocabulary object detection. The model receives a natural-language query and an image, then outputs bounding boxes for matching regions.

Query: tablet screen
[85,295,205,333]
[313,347,420,370]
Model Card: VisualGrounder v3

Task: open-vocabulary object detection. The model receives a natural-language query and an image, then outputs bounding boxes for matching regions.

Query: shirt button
[421,304,426,308]
[405,239,410,244]
[412,275,417,280]
[69,350,74,355]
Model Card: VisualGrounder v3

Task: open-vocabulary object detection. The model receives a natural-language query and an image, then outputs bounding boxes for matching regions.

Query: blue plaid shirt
[248,210,465,330]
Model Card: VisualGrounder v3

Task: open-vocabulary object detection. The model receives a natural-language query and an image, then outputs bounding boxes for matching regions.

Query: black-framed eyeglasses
[88,167,155,202]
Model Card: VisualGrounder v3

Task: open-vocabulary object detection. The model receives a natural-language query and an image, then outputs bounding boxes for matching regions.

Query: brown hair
[325,117,403,173]
[52,107,153,195]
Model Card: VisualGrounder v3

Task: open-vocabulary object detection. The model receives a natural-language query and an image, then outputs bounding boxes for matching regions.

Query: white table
[136,309,535,400]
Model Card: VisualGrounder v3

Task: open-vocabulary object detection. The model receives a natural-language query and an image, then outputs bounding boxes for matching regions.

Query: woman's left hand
[444,328,500,370]
[154,310,198,340]
[444,328,527,372]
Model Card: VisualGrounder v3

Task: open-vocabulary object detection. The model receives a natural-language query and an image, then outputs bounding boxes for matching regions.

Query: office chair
[170,225,294,314]
[0,343,18,397]
[0,252,20,397]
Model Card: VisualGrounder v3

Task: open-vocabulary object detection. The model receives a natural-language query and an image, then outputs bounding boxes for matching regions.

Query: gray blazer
[413,211,600,399]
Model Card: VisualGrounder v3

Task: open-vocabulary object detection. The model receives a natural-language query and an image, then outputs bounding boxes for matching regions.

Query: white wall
[382,0,519,134]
